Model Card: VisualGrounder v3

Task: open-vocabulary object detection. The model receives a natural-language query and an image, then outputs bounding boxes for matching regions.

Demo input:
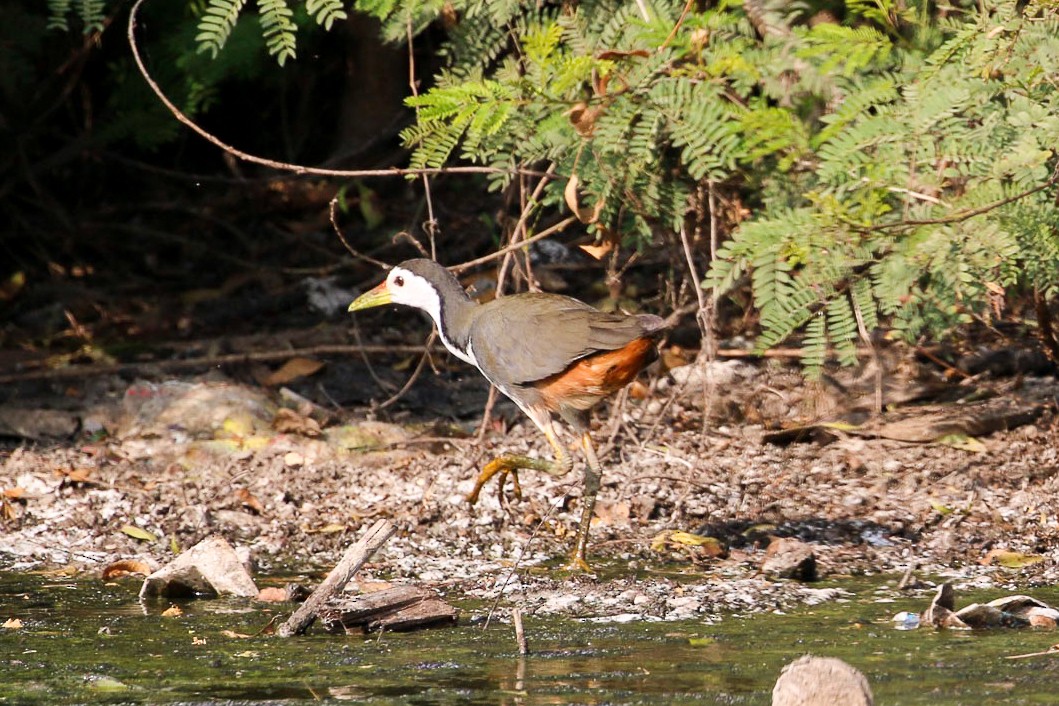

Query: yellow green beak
[348,281,392,312]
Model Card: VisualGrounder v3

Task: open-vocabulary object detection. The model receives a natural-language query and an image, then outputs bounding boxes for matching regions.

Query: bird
[348,258,667,568]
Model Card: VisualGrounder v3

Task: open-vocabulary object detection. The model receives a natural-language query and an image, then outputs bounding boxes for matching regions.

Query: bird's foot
[466,455,542,505]
[564,552,593,573]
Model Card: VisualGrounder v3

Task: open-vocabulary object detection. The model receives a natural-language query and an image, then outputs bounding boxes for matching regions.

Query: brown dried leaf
[235,487,265,514]
[221,629,254,639]
[566,102,602,137]
[256,587,289,603]
[161,604,183,617]
[594,500,631,526]
[263,357,325,387]
[272,407,322,437]
[63,468,93,483]
[2,618,23,629]
[3,487,25,499]
[101,559,152,580]
[578,241,614,260]
[564,174,604,224]
[304,523,347,535]
[596,49,650,60]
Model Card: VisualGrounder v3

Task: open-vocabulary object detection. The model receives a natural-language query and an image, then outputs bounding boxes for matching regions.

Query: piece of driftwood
[319,585,459,634]
[277,519,395,637]
[764,399,1044,445]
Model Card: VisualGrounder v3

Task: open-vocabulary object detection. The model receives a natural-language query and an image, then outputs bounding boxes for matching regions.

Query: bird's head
[347,259,453,322]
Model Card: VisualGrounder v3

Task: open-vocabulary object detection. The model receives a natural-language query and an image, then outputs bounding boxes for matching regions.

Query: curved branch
[126,0,546,181]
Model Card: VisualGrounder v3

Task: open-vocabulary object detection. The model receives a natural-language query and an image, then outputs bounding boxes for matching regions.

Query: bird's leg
[466,419,573,504]
[568,431,602,571]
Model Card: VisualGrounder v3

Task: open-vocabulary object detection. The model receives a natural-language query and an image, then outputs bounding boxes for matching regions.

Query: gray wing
[469,293,649,386]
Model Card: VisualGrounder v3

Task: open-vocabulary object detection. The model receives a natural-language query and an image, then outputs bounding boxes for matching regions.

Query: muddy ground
[2,342,1058,620]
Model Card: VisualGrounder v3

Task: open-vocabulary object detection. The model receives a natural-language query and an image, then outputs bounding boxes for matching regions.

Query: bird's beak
[348,281,392,312]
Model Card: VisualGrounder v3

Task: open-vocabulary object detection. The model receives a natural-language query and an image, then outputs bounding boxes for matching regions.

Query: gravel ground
[2,360,1058,620]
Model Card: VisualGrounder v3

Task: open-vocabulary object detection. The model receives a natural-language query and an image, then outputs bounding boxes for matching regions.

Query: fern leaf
[196,0,249,58]
[307,0,348,30]
[257,0,297,65]
[46,0,71,31]
[78,0,105,33]
[800,312,828,376]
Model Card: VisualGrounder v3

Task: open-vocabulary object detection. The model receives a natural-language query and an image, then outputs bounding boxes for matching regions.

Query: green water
[2,572,1058,704]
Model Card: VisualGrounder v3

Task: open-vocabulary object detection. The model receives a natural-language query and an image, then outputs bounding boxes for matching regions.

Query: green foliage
[192,0,347,62]
[46,0,73,31]
[46,0,104,33]
[196,0,249,59]
[258,0,298,64]
[46,0,1059,366]
[387,0,1058,367]
[306,0,348,29]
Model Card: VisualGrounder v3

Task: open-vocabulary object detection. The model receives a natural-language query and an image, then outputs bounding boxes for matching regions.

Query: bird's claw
[564,554,593,573]
[466,458,522,505]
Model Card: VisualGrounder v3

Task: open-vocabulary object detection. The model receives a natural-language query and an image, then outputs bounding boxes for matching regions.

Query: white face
[385,266,477,366]
[386,266,442,326]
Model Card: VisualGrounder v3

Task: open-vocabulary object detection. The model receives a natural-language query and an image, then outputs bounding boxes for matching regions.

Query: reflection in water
[2,572,1058,705]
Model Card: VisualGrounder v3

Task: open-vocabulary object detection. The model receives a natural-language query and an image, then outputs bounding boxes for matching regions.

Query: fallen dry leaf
[594,500,631,526]
[273,407,322,437]
[2,618,23,629]
[235,488,265,514]
[981,549,1045,569]
[650,530,726,557]
[101,559,152,580]
[221,629,254,639]
[3,487,25,499]
[263,357,325,387]
[161,604,183,617]
[304,523,347,535]
[120,525,158,543]
[256,587,288,603]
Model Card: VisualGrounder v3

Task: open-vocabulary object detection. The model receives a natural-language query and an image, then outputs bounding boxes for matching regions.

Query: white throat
[387,266,478,367]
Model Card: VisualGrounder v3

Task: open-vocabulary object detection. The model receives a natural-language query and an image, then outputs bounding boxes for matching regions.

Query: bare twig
[0,343,432,385]
[329,197,392,270]
[126,0,547,182]
[848,164,1059,233]
[452,216,577,273]
[659,0,696,50]
[376,331,439,410]
[406,15,439,259]
[277,519,396,637]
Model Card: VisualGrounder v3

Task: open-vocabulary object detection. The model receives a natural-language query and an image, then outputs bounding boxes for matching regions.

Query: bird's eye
[393,275,404,287]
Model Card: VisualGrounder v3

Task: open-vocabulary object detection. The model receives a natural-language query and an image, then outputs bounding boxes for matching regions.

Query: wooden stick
[277,519,396,637]
[512,607,528,655]
[0,344,430,385]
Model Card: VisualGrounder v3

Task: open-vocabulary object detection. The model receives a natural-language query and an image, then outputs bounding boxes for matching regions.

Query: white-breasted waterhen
[348,258,667,568]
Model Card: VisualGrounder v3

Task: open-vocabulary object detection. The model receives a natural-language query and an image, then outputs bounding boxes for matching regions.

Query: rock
[772,655,873,706]
[120,380,276,440]
[0,408,79,440]
[139,535,258,599]
[761,538,818,582]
